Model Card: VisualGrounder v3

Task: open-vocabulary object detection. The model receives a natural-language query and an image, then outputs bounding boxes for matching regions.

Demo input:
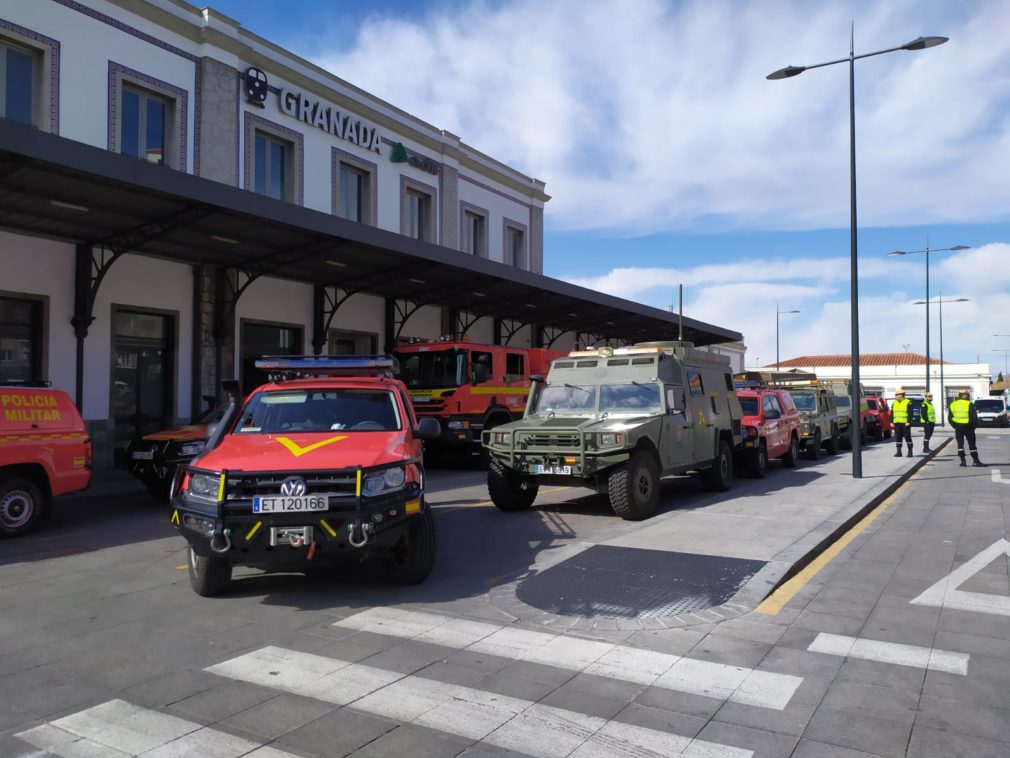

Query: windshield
[599,383,662,415]
[866,398,878,410]
[739,397,759,416]
[836,396,851,409]
[531,383,597,415]
[791,393,816,412]
[975,399,1005,412]
[398,349,467,389]
[235,389,401,433]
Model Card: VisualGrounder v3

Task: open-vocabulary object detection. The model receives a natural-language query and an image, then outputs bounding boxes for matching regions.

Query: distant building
[766,353,991,403]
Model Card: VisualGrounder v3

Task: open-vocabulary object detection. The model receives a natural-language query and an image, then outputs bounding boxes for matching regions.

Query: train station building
[0,0,741,465]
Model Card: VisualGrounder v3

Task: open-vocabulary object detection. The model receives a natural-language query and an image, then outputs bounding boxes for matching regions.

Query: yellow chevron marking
[170,509,180,525]
[245,521,262,541]
[275,435,348,457]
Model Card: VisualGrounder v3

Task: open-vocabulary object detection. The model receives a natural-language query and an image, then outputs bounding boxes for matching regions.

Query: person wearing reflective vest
[890,389,913,458]
[921,392,936,453]
[948,389,983,467]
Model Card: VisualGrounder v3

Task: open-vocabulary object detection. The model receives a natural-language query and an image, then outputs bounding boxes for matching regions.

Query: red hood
[194,431,414,472]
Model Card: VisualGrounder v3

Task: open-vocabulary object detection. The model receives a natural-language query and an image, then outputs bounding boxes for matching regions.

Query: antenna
[678,284,684,341]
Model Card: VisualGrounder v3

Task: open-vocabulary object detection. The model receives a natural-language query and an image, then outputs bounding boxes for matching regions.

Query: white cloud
[312,0,1010,233]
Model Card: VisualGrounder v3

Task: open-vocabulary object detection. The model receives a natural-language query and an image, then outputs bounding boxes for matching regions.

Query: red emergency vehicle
[733,381,802,477]
[394,339,565,456]
[0,385,91,536]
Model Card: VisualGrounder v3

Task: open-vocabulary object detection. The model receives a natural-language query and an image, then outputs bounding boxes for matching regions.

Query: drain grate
[515,545,766,619]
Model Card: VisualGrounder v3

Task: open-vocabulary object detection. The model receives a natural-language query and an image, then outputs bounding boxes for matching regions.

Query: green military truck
[481,342,743,521]
[774,377,840,459]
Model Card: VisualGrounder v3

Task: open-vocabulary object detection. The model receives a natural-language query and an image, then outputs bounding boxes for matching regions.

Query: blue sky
[209,0,1010,373]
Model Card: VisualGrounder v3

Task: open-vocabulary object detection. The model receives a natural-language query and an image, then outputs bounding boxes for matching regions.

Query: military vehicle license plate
[253,496,328,513]
[533,464,571,475]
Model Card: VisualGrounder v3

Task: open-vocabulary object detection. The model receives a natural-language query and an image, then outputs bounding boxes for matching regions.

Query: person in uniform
[949,389,983,467]
[890,388,913,457]
[921,392,936,453]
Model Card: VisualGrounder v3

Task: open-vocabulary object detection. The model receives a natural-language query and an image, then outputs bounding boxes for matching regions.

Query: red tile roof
[767,353,948,368]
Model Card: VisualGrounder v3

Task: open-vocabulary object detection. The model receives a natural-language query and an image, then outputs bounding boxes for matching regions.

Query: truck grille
[225,471,358,500]
[516,431,582,449]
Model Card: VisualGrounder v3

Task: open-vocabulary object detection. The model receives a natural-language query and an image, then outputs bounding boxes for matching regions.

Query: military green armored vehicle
[481,342,743,520]
[777,380,839,459]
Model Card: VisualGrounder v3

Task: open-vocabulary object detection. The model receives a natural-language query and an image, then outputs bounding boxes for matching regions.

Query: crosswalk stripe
[333,607,802,710]
[206,646,753,758]
[807,633,970,674]
[14,699,300,757]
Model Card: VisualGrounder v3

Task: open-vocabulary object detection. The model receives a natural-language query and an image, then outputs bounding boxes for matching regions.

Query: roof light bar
[567,346,663,358]
[254,355,399,379]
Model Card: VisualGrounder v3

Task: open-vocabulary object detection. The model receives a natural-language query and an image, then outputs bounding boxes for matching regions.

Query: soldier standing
[891,389,913,457]
[949,389,983,467]
[921,392,936,453]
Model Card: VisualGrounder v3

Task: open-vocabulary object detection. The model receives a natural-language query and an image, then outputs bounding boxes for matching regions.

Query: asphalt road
[0,429,1008,757]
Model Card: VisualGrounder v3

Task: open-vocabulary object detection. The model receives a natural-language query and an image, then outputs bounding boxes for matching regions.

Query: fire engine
[394,339,566,457]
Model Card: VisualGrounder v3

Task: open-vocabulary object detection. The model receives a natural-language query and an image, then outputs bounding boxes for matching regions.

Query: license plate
[533,464,571,475]
[131,451,155,460]
[412,395,432,403]
[253,495,328,513]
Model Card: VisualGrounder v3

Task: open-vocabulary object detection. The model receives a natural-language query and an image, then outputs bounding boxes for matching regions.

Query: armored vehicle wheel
[608,451,660,520]
[807,430,822,460]
[781,435,800,468]
[825,426,839,454]
[0,476,44,537]
[386,507,438,584]
[702,440,733,492]
[488,459,538,511]
[746,442,768,478]
[187,546,232,597]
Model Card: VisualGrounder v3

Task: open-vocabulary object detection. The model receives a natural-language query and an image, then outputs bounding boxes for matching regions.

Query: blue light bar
[254,355,399,378]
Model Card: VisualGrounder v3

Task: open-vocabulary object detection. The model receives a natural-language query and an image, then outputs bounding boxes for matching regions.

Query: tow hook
[209,526,232,554]
[347,520,375,548]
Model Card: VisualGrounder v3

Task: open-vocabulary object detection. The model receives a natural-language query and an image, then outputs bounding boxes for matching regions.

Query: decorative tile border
[52,0,197,61]
[0,18,60,134]
[107,61,188,171]
[243,111,305,206]
[399,175,439,244]
[458,200,490,258]
[459,172,534,211]
[331,146,378,226]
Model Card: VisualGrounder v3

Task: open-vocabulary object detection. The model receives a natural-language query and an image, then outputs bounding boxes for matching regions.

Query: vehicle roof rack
[254,355,399,381]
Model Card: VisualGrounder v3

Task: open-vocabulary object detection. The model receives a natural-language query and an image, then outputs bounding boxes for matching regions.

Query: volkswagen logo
[280,476,306,496]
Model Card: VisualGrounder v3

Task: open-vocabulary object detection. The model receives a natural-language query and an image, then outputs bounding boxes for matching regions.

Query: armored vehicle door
[661,384,693,468]
[685,370,715,462]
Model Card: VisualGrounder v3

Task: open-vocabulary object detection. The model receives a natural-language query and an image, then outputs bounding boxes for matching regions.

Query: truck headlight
[492,431,511,445]
[363,466,406,496]
[597,432,625,447]
[447,420,470,430]
[179,441,206,456]
[188,472,220,498]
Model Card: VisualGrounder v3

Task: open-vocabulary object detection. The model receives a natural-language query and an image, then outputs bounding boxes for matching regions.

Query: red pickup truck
[734,387,802,477]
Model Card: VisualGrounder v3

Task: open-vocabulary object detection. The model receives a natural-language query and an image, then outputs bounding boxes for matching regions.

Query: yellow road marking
[482,567,527,586]
[276,435,348,457]
[175,564,187,570]
[756,479,913,615]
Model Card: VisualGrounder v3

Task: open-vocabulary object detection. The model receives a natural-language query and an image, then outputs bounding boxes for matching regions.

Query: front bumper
[482,427,629,480]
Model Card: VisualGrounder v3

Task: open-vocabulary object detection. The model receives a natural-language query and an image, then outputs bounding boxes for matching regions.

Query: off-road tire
[187,546,232,596]
[840,425,852,450]
[702,441,733,492]
[385,507,437,585]
[746,441,768,478]
[0,476,45,537]
[488,459,538,512]
[608,451,660,520]
[825,425,839,455]
[781,435,800,468]
[807,430,822,460]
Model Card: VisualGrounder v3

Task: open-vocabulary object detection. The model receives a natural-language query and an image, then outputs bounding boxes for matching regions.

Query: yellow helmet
[894,387,905,395]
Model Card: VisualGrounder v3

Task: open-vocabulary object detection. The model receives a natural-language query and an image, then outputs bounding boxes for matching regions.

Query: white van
[974,397,1009,427]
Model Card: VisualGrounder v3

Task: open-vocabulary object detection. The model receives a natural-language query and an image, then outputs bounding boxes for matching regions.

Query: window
[471,351,492,384]
[120,86,168,165]
[688,371,704,397]
[505,353,524,383]
[1,40,36,125]
[254,132,291,201]
[0,296,43,384]
[338,163,369,222]
[464,210,485,256]
[406,189,430,240]
[505,225,525,267]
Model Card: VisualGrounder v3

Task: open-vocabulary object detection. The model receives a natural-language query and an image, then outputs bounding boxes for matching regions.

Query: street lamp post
[991,343,1010,391]
[769,32,948,478]
[776,304,800,368]
[887,243,969,391]
[914,294,968,424]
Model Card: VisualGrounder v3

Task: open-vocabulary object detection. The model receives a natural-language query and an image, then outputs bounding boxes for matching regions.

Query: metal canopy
[0,120,741,346]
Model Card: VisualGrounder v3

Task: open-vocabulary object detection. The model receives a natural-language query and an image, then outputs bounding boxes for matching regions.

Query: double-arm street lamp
[888,243,969,392]
[992,339,1010,390]
[914,294,968,422]
[769,32,949,478]
[776,304,800,368]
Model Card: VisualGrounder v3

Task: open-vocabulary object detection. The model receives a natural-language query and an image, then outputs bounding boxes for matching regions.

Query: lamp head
[902,36,949,50]
[887,251,907,256]
[950,245,970,250]
[767,65,806,80]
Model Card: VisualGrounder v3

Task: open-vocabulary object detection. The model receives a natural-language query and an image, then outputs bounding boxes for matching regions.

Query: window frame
[243,112,304,205]
[459,201,489,257]
[502,217,528,268]
[332,147,377,225]
[119,84,171,166]
[0,291,48,385]
[108,62,187,171]
[0,23,58,133]
[400,176,438,243]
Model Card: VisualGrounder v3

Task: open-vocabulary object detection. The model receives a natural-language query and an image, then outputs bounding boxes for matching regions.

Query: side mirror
[415,417,441,440]
[765,409,781,420]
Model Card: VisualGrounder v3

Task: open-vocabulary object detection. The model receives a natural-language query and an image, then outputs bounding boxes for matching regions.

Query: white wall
[458,176,533,264]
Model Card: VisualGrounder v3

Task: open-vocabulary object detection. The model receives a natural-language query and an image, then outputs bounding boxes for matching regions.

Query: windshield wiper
[564,383,590,394]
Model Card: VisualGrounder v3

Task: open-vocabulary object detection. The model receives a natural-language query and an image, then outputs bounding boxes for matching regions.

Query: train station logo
[245,67,268,107]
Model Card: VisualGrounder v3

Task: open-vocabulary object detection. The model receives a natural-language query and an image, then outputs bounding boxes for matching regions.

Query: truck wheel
[608,451,660,520]
[807,430,822,460]
[746,442,768,478]
[825,426,839,455]
[781,435,799,468]
[386,507,438,585]
[702,441,733,492]
[488,459,538,512]
[187,546,232,597]
[0,477,44,537]
[840,426,852,450]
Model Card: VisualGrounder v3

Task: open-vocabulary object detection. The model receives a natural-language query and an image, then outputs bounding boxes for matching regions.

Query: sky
[209,0,1010,374]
